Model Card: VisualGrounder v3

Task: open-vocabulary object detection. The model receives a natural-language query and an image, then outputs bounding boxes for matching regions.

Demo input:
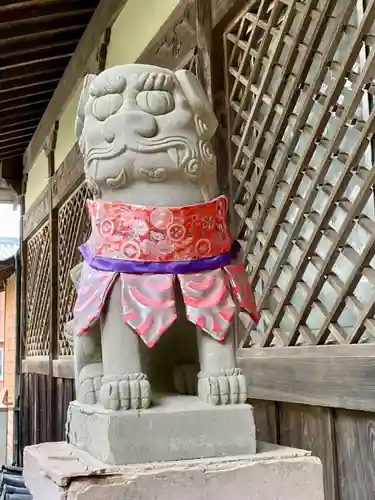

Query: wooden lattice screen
[25,223,51,356]
[57,181,92,356]
[225,0,375,347]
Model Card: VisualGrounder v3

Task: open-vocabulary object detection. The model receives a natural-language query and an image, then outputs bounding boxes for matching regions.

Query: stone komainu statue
[64,64,259,411]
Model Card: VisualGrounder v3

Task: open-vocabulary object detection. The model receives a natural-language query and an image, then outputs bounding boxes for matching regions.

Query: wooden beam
[237,345,375,412]
[137,0,252,72]
[46,121,59,442]
[24,0,130,173]
[51,143,83,208]
[138,1,196,70]
[212,0,255,31]
[195,0,213,101]
[21,357,74,379]
[22,186,49,240]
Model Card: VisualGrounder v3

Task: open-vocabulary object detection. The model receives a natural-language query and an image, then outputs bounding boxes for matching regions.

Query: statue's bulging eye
[136,90,175,115]
[92,94,123,121]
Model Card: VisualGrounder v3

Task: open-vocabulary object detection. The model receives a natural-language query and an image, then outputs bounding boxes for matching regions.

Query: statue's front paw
[173,363,199,395]
[99,373,151,410]
[197,368,247,405]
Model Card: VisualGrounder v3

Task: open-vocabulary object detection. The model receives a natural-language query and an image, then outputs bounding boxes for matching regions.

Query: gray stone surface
[66,395,256,465]
[24,441,324,500]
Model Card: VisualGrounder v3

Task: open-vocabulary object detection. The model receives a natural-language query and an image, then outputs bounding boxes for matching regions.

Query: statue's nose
[123,111,157,138]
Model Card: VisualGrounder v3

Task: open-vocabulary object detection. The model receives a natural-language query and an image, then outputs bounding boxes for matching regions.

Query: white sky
[0,203,20,239]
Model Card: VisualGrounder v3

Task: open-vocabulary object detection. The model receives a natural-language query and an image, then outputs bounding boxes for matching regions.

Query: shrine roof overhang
[0,0,101,200]
[0,237,19,289]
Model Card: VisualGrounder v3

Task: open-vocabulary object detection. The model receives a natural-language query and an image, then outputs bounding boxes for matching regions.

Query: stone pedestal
[24,441,324,500]
[66,395,256,465]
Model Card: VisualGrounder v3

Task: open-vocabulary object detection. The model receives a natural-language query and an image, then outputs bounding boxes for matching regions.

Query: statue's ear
[174,69,218,140]
[75,74,96,140]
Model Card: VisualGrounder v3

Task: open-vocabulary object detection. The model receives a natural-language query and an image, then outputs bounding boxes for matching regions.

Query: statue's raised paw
[99,373,151,410]
[173,363,199,395]
[197,368,247,405]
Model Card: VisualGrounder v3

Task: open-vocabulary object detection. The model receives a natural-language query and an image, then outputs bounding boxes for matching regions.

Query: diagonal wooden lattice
[25,223,51,356]
[57,182,92,355]
[225,0,375,347]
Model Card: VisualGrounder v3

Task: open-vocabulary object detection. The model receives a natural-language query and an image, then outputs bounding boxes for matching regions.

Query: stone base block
[23,441,324,500]
[66,395,256,465]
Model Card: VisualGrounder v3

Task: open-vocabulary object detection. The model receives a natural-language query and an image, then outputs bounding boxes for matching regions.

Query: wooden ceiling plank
[0,25,85,50]
[0,56,71,81]
[0,86,56,105]
[0,152,24,161]
[0,117,40,133]
[0,143,30,156]
[0,41,78,69]
[0,124,37,138]
[0,60,68,83]
[0,72,62,92]
[0,0,98,23]
[0,8,95,33]
[0,13,92,44]
[24,0,131,173]
[0,132,34,146]
[0,96,51,114]
[0,107,45,127]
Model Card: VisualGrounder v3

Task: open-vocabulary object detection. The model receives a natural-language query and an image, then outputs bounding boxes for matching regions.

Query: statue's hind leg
[100,277,151,410]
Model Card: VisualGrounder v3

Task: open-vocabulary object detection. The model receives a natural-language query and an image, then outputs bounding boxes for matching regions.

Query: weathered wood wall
[20,374,74,459]
[252,399,375,500]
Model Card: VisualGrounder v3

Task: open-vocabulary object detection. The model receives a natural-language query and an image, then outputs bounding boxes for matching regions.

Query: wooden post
[45,121,59,442]
[195,0,213,102]
[16,173,28,463]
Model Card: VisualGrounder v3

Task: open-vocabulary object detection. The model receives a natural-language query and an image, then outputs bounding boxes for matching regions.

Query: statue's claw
[99,373,151,410]
[197,368,247,405]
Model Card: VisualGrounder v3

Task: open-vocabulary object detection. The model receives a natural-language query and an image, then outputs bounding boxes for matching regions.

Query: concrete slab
[66,395,256,464]
[24,441,324,500]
